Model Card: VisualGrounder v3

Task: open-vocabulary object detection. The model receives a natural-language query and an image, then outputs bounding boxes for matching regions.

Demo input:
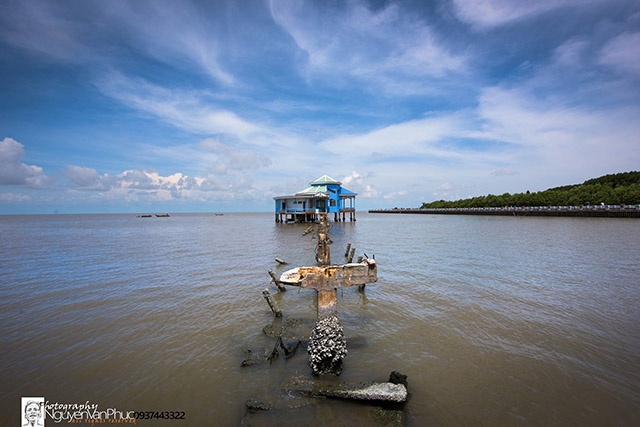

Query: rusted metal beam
[279,259,377,292]
[317,290,337,318]
[315,213,330,266]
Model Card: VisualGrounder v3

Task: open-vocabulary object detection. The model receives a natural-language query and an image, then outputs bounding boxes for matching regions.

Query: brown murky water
[1,212,639,425]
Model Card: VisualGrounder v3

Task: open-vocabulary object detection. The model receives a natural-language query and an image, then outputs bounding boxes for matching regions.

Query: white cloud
[340,171,380,199]
[361,185,380,199]
[452,0,603,28]
[0,137,50,188]
[62,164,261,203]
[383,190,407,199]
[97,73,261,139]
[96,74,308,175]
[199,137,272,173]
[109,0,234,85]
[321,114,467,158]
[474,85,640,177]
[438,182,454,191]
[0,192,32,201]
[599,32,640,77]
[0,0,234,85]
[64,165,117,191]
[490,168,517,176]
[0,1,91,63]
[270,0,466,93]
[342,170,363,187]
[552,38,589,67]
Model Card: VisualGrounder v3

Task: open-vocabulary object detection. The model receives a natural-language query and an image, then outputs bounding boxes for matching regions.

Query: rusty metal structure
[276,213,378,374]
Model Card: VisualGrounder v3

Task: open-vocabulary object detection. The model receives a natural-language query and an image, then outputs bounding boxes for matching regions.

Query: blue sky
[1,0,639,214]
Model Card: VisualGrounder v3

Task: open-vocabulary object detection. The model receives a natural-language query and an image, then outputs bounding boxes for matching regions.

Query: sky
[1,0,639,214]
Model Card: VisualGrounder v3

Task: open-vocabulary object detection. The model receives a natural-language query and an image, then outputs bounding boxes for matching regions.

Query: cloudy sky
[1,0,639,213]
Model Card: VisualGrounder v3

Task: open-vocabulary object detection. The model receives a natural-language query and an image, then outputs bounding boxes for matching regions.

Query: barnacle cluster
[307,316,347,375]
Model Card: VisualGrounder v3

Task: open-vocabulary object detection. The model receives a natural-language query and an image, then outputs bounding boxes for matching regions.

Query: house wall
[326,184,340,213]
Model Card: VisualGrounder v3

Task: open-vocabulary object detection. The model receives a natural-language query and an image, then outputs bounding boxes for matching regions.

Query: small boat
[214,213,224,216]
[155,214,170,217]
[137,215,152,218]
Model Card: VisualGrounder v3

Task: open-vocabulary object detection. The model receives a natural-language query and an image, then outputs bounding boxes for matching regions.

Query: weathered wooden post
[344,242,351,258]
[268,269,287,292]
[262,288,282,317]
[348,247,356,263]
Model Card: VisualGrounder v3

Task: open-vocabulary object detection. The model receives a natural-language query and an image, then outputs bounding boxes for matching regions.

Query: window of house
[330,199,335,207]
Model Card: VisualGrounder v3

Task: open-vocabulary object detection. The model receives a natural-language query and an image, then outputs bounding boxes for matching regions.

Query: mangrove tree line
[421,171,640,209]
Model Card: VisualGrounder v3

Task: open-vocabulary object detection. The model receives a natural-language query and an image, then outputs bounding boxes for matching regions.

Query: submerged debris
[245,398,273,413]
[389,371,408,388]
[285,375,408,403]
[307,316,347,375]
[241,349,266,367]
[279,336,301,358]
[262,323,281,338]
[267,346,279,363]
[275,257,288,265]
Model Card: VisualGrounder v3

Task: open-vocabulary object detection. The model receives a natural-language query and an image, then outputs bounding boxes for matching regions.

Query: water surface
[1,213,639,425]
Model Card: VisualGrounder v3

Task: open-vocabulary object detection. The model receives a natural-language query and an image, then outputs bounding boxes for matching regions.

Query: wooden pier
[369,206,640,218]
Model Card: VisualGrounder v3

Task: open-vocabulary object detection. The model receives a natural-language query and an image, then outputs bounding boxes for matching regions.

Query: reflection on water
[1,213,639,425]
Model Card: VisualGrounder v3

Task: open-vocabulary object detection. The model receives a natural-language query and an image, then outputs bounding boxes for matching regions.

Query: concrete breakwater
[369,205,640,218]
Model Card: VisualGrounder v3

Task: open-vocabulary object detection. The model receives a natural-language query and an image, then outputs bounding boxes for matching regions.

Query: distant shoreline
[369,206,640,218]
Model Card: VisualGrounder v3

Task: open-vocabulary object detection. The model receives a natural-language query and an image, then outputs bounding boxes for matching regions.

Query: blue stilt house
[274,175,357,223]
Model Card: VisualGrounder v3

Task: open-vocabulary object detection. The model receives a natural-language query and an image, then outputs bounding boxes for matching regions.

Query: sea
[1,212,639,426]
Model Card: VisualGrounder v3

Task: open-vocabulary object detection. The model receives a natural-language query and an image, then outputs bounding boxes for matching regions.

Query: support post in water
[344,242,351,258]
[314,214,334,319]
[262,288,282,317]
[315,213,330,267]
[268,269,286,292]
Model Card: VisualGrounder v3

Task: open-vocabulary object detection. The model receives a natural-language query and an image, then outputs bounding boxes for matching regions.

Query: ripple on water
[1,213,639,425]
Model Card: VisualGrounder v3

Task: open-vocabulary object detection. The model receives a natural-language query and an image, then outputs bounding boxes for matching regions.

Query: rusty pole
[315,213,336,318]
